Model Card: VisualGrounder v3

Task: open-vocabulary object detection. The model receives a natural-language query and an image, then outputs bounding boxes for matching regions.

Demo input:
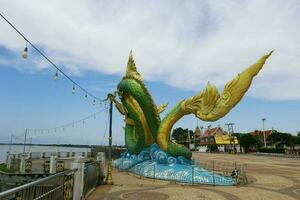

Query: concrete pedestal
[71,159,85,200]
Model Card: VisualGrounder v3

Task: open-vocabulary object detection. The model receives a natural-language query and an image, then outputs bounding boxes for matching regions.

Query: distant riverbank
[0,144,92,163]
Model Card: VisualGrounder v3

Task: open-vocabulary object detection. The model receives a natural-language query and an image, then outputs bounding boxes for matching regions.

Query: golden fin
[181,51,273,121]
[125,50,143,82]
[157,103,169,114]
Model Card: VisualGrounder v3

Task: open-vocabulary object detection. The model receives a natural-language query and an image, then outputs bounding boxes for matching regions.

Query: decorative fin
[181,50,273,121]
[157,103,169,114]
[125,50,143,82]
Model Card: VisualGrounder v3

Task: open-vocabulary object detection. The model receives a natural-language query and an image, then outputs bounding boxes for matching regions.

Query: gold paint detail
[157,106,186,151]
[108,93,127,115]
[123,94,154,147]
[122,51,161,125]
[158,51,273,152]
[63,174,74,200]
[181,51,273,121]
[157,103,169,114]
[125,117,135,125]
[124,50,143,82]
[105,159,114,185]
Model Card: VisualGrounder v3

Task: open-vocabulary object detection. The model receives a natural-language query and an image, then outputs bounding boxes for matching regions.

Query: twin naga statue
[109,50,273,185]
[109,50,273,159]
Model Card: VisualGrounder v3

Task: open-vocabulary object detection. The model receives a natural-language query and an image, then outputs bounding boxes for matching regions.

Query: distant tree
[232,133,242,140]
[253,134,264,148]
[172,128,194,144]
[239,134,257,152]
[288,135,300,150]
[268,131,292,148]
[172,127,187,143]
[297,131,300,137]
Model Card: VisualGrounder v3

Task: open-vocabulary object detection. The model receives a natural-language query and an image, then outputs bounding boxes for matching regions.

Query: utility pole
[105,99,114,185]
[23,129,28,154]
[230,123,236,152]
[193,129,196,151]
[207,125,212,145]
[225,123,235,152]
[262,118,266,147]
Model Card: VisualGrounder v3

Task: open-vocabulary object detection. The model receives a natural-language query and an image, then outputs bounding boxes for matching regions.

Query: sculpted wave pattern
[113,144,235,185]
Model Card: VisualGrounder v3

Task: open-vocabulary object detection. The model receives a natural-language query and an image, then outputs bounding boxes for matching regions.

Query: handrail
[0,169,77,197]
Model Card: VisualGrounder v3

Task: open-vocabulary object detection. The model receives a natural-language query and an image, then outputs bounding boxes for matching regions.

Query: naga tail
[157,51,273,159]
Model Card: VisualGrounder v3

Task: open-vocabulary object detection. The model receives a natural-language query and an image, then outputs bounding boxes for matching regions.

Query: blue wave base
[113,144,235,185]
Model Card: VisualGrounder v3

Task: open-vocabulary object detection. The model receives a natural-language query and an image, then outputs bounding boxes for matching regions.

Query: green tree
[268,131,292,148]
[171,127,194,144]
[207,144,219,152]
[253,134,264,148]
[289,135,300,150]
[239,134,257,152]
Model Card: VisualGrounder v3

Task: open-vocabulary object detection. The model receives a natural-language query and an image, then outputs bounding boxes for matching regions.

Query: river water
[0,144,91,163]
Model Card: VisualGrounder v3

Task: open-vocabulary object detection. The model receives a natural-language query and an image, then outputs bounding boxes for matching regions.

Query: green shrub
[207,144,219,152]
[258,148,285,154]
[0,163,12,172]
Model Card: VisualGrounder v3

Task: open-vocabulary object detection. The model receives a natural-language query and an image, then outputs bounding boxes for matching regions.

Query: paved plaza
[88,153,300,200]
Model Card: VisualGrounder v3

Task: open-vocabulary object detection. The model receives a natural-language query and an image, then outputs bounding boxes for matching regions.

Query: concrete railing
[6,151,92,174]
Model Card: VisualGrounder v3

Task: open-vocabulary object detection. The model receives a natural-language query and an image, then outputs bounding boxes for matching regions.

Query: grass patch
[0,163,12,173]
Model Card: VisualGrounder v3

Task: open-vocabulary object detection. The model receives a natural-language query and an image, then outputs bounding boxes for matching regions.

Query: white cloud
[0,0,299,100]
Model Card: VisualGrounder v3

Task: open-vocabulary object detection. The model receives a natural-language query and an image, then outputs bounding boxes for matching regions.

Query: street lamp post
[262,118,266,148]
[105,99,114,185]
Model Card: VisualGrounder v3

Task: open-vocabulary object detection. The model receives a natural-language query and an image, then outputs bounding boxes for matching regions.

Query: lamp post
[262,118,266,148]
[105,99,114,185]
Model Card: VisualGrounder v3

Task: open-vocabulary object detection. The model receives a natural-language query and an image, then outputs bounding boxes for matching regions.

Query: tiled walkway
[88,153,300,200]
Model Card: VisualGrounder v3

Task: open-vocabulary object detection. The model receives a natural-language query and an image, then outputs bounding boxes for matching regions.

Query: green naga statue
[109,50,273,159]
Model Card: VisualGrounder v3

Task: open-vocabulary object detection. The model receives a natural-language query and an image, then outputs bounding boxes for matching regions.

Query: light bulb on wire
[84,94,88,101]
[22,45,28,59]
[93,99,96,106]
[72,84,76,94]
[53,70,59,80]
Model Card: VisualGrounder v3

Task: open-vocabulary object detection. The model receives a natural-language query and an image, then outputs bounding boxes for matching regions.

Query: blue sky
[0,1,299,145]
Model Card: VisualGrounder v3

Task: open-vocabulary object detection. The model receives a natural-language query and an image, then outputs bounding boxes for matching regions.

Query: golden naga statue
[109,50,273,159]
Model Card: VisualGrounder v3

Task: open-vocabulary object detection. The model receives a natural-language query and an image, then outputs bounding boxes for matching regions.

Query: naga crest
[109,50,273,159]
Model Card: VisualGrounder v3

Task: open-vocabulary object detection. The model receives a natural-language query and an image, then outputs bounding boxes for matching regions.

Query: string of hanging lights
[0,12,108,105]
[26,108,108,135]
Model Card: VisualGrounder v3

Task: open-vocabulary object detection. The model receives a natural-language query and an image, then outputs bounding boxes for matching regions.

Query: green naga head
[109,50,273,159]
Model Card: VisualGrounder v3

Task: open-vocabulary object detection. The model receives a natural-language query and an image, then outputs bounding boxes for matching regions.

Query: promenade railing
[0,169,76,200]
[83,161,102,197]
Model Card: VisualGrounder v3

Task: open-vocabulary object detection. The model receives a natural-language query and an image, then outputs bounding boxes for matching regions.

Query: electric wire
[27,108,107,134]
[0,12,108,103]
